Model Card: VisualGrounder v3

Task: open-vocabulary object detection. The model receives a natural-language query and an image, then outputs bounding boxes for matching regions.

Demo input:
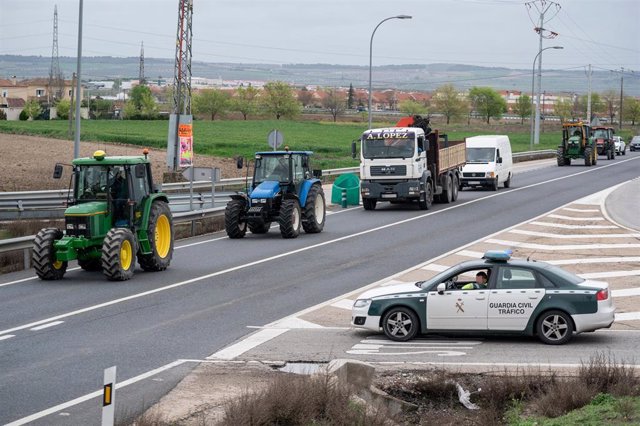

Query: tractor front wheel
[556,147,565,166]
[225,200,247,239]
[584,147,593,166]
[102,228,136,281]
[279,199,301,238]
[138,201,174,271]
[33,228,67,280]
[302,184,326,234]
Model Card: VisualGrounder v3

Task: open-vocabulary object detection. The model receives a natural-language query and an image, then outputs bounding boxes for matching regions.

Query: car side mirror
[313,169,322,178]
[53,164,63,179]
[497,157,503,164]
[351,140,357,159]
[236,157,244,169]
[437,283,446,294]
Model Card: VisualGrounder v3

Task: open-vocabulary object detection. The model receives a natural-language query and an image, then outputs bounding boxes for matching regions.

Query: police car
[351,251,615,345]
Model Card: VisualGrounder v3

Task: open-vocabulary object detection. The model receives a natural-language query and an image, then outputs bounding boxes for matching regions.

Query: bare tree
[297,87,314,108]
[322,88,346,122]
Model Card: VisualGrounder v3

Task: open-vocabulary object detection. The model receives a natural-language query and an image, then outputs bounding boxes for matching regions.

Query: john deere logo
[456,299,465,313]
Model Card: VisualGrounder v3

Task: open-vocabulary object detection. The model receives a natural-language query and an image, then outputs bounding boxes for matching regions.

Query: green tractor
[557,121,597,167]
[225,150,325,239]
[33,150,174,281]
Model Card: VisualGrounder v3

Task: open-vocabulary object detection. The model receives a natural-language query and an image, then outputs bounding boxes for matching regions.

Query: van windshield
[466,147,496,163]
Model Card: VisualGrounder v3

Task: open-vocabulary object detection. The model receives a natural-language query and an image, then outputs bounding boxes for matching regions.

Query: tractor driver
[271,157,289,181]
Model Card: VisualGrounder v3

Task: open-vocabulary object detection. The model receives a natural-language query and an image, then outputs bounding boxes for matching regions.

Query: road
[1,153,639,425]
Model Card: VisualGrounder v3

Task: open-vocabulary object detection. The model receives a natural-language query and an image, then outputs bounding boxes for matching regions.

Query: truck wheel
[102,228,136,281]
[248,220,271,234]
[556,147,565,167]
[33,228,67,280]
[504,173,511,188]
[491,176,499,191]
[302,184,326,233]
[78,258,102,271]
[138,201,173,271]
[362,198,377,211]
[225,199,247,239]
[279,199,301,238]
[441,174,453,203]
[584,147,593,166]
[418,181,433,210]
[382,307,419,342]
[536,310,574,345]
[451,175,459,201]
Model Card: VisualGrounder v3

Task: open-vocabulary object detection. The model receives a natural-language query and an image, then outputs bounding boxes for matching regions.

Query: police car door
[426,268,489,330]
[487,266,544,330]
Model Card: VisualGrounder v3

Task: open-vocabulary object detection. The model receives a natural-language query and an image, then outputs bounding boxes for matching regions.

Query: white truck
[352,116,466,210]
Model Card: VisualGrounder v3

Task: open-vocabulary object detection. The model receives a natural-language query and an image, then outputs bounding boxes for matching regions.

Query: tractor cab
[252,151,316,198]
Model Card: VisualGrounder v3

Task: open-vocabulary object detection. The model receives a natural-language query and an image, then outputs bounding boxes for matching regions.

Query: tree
[297,87,314,108]
[193,89,230,120]
[576,93,603,121]
[399,99,427,116]
[553,98,574,122]
[468,87,506,124]
[231,85,259,120]
[322,88,346,122]
[600,90,618,123]
[512,94,532,124]
[90,98,113,119]
[55,99,73,119]
[384,90,397,110]
[432,84,466,124]
[623,97,640,126]
[124,85,158,119]
[347,83,355,109]
[260,81,300,120]
[23,100,42,120]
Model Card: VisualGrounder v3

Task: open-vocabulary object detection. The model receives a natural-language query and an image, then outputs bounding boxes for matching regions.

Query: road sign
[268,129,284,150]
[181,167,221,182]
[102,366,116,426]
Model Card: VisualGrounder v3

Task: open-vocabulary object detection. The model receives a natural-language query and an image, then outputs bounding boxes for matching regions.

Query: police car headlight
[353,299,371,309]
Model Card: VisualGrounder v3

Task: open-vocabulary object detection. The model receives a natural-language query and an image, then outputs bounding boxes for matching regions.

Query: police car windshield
[362,133,415,159]
[467,148,495,163]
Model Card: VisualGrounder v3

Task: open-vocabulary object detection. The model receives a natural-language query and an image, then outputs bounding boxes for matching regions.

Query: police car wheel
[536,310,574,345]
[382,307,419,342]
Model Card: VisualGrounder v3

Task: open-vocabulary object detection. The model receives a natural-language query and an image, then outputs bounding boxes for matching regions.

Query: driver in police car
[461,271,488,290]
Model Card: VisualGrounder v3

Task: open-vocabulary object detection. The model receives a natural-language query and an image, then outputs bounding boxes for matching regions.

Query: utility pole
[48,5,63,105]
[585,64,592,123]
[619,67,624,129]
[68,72,75,139]
[73,0,84,159]
[526,0,560,145]
[139,41,145,85]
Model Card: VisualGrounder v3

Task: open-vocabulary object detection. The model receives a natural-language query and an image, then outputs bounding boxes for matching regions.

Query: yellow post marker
[102,366,116,426]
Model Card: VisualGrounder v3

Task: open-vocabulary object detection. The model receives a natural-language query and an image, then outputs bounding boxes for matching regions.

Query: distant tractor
[33,150,174,281]
[592,126,616,160]
[557,121,597,167]
[225,150,325,239]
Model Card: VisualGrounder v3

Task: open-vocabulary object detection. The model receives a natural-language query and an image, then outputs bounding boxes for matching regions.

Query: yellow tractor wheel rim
[155,214,171,258]
[52,260,63,270]
[120,240,133,270]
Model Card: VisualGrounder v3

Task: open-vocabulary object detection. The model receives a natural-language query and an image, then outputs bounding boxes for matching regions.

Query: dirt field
[0,133,243,192]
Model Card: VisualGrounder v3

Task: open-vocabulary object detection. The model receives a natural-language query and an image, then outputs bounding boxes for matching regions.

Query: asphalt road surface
[1,153,639,425]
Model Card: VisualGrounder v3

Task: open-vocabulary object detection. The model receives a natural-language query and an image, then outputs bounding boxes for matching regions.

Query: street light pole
[529,45,563,150]
[368,15,411,130]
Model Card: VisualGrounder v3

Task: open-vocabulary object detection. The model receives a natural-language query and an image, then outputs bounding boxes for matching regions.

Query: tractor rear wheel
[279,199,301,238]
[249,220,271,234]
[138,201,174,271]
[302,184,326,234]
[584,147,593,166]
[556,147,565,166]
[33,228,67,280]
[102,228,136,281]
[225,199,247,239]
[362,198,377,210]
[78,257,102,271]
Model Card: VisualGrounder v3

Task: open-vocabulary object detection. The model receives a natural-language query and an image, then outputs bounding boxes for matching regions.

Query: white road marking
[485,239,640,251]
[207,329,289,360]
[612,288,640,298]
[615,312,640,321]
[269,317,324,329]
[529,221,617,229]
[380,279,408,287]
[549,257,640,265]
[508,229,640,239]
[29,321,64,331]
[0,334,15,341]
[0,267,81,288]
[579,270,640,279]
[331,299,355,310]
[548,214,605,221]
[562,207,601,213]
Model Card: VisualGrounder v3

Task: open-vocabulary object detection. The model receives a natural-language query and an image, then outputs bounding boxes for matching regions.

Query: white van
[461,135,513,190]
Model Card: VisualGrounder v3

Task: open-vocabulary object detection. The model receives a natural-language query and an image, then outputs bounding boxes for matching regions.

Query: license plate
[381,193,397,199]
[467,181,480,185]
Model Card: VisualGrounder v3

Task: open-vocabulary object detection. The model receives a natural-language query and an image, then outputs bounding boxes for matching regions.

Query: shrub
[19,109,28,121]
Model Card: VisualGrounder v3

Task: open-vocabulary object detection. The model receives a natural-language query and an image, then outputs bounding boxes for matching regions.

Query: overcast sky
[0,0,638,73]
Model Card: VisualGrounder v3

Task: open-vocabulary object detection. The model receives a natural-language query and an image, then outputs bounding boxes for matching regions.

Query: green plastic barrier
[331,173,360,206]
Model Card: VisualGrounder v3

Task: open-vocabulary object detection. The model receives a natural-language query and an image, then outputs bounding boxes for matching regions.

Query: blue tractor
[225,150,326,239]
